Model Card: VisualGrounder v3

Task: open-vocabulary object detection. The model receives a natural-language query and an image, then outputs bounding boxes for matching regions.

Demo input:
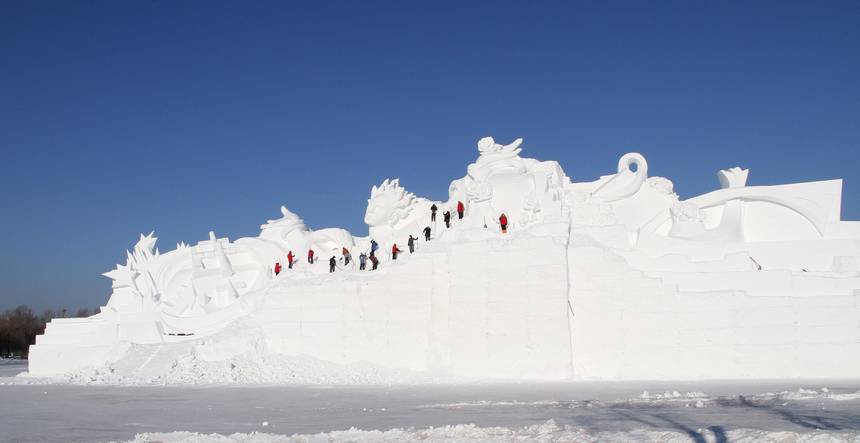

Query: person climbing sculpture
[359,252,368,270]
[499,213,508,233]
[307,248,315,264]
[274,262,281,276]
[287,251,295,269]
[430,203,438,222]
[342,247,351,266]
[370,239,379,255]
[408,235,418,254]
[370,253,379,270]
[423,226,431,241]
[329,256,336,273]
[457,201,465,219]
[391,243,401,260]
[443,210,451,228]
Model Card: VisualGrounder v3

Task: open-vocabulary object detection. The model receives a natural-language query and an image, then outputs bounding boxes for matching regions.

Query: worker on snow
[443,210,451,228]
[274,262,281,276]
[329,256,336,273]
[308,249,315,264]
[342,247,351,266]
[499,213,508,233]
[392,243,401,260]
[408,235,418,254]
[423,226,431,241]
[457,201,465,219]
[287,251,295,269]
[370,239,379,255]
[430,203,438,222]
[359,252,368,270]
[370,254,379,270]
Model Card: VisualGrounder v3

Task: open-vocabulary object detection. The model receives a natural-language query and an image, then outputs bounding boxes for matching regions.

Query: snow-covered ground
[3,362,860,442]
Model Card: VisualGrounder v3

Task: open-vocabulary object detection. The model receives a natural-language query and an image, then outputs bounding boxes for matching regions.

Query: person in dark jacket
[430,203,438,222]
[423,226,431,241]
[443,210,451,228]
[457,201,465,219]
[408,235,418,253]
[329,256,336,273]
[359,252,367,270]
[392,243,401,260]
[499,213,508,233]
[370,239,379,254]
[370,254,379,270]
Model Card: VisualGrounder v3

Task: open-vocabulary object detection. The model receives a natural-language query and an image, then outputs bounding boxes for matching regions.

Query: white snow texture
[125,420,860,443]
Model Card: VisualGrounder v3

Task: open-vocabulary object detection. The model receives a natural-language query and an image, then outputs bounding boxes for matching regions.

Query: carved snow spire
[215,240,233,277]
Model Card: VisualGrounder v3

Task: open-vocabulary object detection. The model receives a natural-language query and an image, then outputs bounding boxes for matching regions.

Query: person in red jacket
[274,262,281,276]
[391,243,401,260]
[287,251,295,269]
[457,201,465,219]
[307,248,315,264]
[499,213,508,233]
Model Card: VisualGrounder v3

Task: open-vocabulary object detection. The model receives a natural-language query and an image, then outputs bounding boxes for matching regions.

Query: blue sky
[1,1,859,311]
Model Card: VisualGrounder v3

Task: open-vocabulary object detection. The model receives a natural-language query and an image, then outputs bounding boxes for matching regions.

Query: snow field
[124,420,860,443]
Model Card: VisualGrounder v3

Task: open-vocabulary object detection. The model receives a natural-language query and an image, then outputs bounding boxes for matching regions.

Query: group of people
[272,200,509,277]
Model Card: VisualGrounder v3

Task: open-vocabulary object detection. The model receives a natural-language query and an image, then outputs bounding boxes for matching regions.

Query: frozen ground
[2,362,860,443]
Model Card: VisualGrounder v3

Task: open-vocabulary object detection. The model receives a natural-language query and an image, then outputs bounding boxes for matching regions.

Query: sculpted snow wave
[27,136,860,381]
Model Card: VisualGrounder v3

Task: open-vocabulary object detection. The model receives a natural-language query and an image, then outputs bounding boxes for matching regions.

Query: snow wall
[28,137,860,381]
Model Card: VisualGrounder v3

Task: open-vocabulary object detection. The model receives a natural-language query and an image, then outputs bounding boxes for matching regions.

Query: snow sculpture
[29,135,860,382]
[590,152,648,202]
[719,166,749,189]
[259,206,309,244]
[364,178,433,245]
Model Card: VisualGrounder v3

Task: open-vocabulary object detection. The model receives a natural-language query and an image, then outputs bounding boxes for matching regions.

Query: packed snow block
[677,328,735,347]
[664,271,794,296]
[734,306,796,328]
[671,346,736,378]
[28,343,118,376]
[676,309,735,331]
[796,324,860,344]
[795,343,860,376]
[733,344,797,377]
[676,291,738,312]
[795,305,858,327]
[118,321,162,344]
[734,326,797,345]
[618,346,680,378]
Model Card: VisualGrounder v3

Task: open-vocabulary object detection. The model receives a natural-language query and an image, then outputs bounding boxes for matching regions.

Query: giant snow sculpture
[29,137,860,380]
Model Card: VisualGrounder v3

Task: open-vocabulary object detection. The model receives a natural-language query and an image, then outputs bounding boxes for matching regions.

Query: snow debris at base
[638,390,708,400]
[48,321,446,386]
[124,420,860,443]
[59,351,441,386]
[760,387,860,402]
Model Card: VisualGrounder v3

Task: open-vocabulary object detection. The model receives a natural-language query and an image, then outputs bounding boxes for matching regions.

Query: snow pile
[760,387,860,402]
[54,321,446,386]
[59,351,441,386]
[638,390,708,400]
[123,420,860,443]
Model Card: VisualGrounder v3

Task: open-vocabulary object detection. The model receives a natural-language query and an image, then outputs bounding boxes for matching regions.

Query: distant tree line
[0,305,95,358]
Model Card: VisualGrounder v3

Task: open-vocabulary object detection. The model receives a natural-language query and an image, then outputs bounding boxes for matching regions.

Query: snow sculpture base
[28,136,860,381]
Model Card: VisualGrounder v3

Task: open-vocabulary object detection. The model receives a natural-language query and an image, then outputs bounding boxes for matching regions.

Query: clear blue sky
[1,1,859,311]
